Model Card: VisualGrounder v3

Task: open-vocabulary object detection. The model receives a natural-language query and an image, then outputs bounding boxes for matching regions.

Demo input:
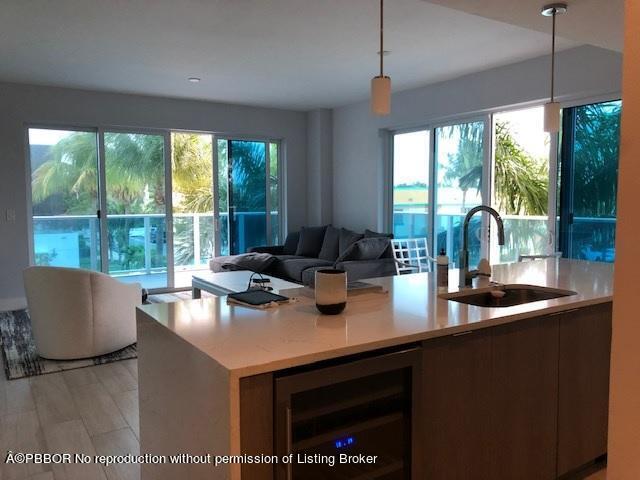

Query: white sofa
[23,266,141,360]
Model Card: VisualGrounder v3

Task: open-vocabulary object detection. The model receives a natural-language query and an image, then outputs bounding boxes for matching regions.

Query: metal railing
[392,210,616,264]
[32,211,279,277]
[32,210,616,277]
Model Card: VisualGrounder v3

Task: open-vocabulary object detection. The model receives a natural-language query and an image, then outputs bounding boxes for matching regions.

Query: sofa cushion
[209,253,277,273]
[336,237,391,263]
[364,229,394,258]
[274,258,334,283]
[283,231,301,255]
[295,225,328,257]
[318,226,340,261]
[339,228,364,256]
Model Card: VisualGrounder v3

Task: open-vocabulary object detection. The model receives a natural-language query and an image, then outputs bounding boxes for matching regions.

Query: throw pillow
[318,226,340,261]
[339,228,364,256]
[336,237,391,263]
[364,228,394,258]
[295,225,329,257]
[283,231,300,255]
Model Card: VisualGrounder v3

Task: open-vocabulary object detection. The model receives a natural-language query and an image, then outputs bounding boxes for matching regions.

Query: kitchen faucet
[459,205,505,288]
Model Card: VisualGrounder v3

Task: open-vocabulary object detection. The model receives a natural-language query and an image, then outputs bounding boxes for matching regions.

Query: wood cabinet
[421,304,611,480]
[240,373,275,480]
[421,329,493,479]
[557,303,612,476]
[239,303,612,479]
[490,316,559,480]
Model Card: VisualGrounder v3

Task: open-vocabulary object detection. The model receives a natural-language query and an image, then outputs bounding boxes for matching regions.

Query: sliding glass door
[29,128,101,270]
[491,107,551,263]
[228,140,267,254]
[558,100,621,262]
[171,132,215,287]
[392,130,430,240]
[29,127,282,289]
[434,121,485,266]
[218,139,279,255]
[103,132,168,288]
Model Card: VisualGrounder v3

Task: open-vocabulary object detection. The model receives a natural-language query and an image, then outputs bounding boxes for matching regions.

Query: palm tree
[572,102,621,217]
[446,121,548,215]
[32,132,165,214]
[494,122,548,215]
[442,123,484,208]
[32,132,166,270]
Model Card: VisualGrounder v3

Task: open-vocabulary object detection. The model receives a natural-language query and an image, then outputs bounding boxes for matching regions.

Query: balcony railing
[393,211,616,265]
[32,211,279,278]
[32,210,615,281]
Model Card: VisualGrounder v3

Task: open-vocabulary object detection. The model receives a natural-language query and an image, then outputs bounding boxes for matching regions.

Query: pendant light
[541,3,567,133]
[371,0,390,116]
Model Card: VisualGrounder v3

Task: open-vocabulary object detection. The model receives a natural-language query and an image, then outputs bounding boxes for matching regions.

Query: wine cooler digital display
[334,436,355,449]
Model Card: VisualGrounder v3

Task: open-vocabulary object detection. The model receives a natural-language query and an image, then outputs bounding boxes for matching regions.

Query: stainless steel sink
[441,284,577,308]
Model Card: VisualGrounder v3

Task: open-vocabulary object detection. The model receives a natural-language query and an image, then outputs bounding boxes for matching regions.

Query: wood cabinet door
[240,373,274,480]
[490,316,560,480]
[421,329,493,480]
[557,303,612,476]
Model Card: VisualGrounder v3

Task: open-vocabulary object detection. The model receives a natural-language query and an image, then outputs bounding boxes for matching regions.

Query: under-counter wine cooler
[275,347,421,479]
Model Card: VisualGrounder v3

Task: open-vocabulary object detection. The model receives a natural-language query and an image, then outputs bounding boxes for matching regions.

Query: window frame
[24,123,286,292]
[386,93,621,265]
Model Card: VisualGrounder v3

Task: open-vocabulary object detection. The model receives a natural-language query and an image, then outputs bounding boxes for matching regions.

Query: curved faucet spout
[459,205,505,288]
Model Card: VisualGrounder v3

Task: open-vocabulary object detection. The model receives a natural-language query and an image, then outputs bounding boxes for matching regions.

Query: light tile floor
[0,352,140,480]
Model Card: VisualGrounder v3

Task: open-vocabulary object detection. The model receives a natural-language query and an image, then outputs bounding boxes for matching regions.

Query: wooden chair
[391,238,436,274]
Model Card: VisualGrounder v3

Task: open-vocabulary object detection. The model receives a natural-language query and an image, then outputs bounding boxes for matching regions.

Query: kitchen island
[136,259,613,480]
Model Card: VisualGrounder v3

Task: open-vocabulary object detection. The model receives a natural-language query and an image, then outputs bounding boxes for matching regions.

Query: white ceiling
[423,0,623,52]
[0,0,593,110]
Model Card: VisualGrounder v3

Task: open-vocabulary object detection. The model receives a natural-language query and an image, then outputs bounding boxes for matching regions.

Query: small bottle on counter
[436,249,449,291]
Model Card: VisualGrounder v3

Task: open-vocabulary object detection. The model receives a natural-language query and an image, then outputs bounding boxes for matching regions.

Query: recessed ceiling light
[188,77,201,83]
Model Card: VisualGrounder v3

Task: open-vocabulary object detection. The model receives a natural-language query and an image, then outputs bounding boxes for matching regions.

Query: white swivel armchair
[23,266,141,360]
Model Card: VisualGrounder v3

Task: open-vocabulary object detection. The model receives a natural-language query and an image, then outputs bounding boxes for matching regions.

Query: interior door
[227,140,268,254]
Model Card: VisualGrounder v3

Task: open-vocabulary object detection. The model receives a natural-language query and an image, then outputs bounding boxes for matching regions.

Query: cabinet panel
[421,330,493,479]
[558,303,612,476]
[490,317,559,480]
[240,373,274,480]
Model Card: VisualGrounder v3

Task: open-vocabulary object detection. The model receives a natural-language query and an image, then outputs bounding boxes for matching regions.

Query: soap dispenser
[436,249,449,290]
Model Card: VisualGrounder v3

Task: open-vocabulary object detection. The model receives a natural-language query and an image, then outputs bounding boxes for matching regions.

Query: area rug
[0,309,137,380]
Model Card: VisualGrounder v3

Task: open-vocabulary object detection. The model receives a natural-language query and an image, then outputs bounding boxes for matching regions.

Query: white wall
[332,45,623,232]
[0,82,307,307]
[307,109,333,225]
[608,0,640,476]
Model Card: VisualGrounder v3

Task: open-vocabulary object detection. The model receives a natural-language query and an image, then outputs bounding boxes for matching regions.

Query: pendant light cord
[551,9,556,102]
[379,0,384,77]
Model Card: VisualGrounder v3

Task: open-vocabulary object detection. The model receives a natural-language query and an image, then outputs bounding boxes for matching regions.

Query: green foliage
[35,249,57,266]
[32,132,166,215]
[494,122,548,215]
[442,122,484,192]
[446,121,549,215]
[572,101,621,217]
[171,133,213,213]
[228,141,266,212]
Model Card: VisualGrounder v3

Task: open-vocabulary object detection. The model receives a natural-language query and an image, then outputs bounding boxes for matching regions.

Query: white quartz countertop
[138,259,613,378]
